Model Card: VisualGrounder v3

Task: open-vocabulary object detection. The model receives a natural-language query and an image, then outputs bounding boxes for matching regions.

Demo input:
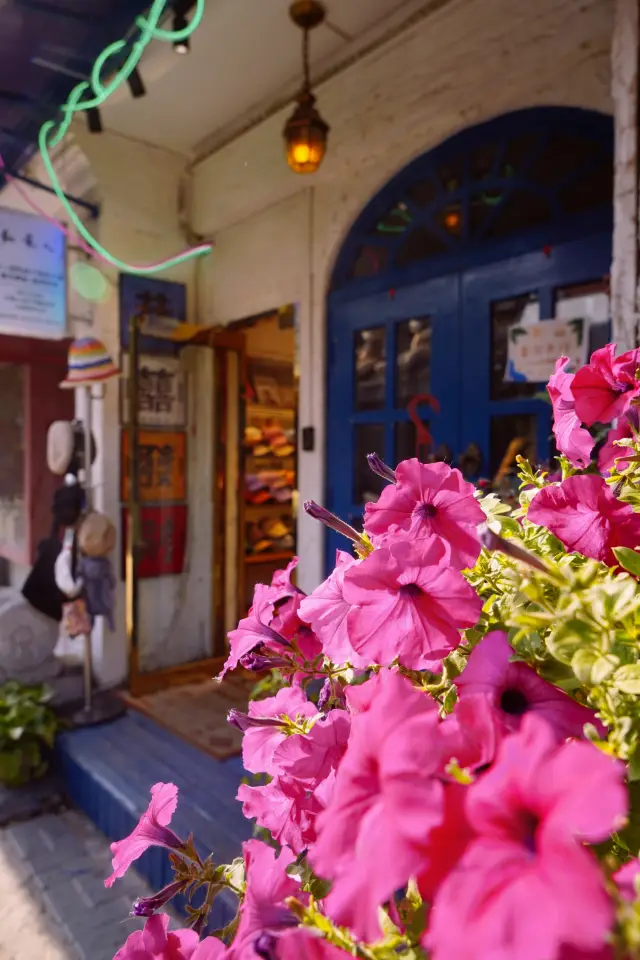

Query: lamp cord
[302,26,310,93]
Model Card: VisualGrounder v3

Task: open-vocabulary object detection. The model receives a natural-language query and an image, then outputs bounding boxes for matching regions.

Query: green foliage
[0,681,60,787]
[249,669,287,702]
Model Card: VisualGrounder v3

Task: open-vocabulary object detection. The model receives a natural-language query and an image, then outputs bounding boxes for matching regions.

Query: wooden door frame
[127,325,245,697]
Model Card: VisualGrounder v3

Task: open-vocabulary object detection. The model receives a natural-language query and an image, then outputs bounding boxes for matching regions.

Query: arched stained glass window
[333,108,613,292]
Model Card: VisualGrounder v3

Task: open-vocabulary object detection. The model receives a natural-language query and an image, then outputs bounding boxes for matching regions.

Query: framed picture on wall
[120,354,187,428]
[119,274,187,356]
[120,429,187,503]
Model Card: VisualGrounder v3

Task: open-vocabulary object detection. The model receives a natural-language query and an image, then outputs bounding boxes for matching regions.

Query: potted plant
[0,681,59,787]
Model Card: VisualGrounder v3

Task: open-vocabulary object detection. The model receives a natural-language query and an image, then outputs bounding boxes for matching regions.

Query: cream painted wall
[190,0,614,592]
[65,130,213,684]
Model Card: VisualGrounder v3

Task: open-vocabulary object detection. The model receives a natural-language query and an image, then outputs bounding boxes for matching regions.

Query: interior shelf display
[243,404,296,559]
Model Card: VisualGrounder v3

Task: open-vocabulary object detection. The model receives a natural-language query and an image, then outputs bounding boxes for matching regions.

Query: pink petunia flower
[342,539,482,670]
[547,356,594,468]
[598,417,634,474]
[428,714,627,960]
[527,474,640,567]
[105,783,186,888]
[310,671,453,941]
[219,584,289,679]
[363,459,484,569]
[271,710,351,787]
[237,775,324,855]
[273,929,350,958]
[615,859,640,901]
[113,914,223,960]
[230,840,302,957]
[572,344,640,426]
[298,551,369,668]
[228,686,317,776]
[456,631,604,740]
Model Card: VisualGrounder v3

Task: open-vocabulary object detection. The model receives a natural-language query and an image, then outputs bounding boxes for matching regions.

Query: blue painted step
[57,710,252,929]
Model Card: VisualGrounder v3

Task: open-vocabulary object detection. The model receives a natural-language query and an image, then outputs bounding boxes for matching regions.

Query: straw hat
[47,421,75,476]
[60,337,120,389]
[77,512,116,558]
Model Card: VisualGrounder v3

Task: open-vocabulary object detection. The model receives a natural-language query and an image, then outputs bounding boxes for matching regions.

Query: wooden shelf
[244,501,293,513]
[244,551,295,565]
[246,404,296,420]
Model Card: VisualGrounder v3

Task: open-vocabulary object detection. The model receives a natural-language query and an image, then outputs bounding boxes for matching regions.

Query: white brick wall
[191,0,614,591]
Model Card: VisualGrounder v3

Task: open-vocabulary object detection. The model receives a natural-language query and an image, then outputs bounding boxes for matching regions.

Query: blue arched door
[326,108,613,567]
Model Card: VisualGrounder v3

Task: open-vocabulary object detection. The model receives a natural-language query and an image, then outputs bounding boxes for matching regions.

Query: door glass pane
[353,424,385,504]
[395,421,453,466]
[396,318,432,407]
[490,294,540,400]
[554,280,609,365]
[354,328,386,410]
[490,414,538,483]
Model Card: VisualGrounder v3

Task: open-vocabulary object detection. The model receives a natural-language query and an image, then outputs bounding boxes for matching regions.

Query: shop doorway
[325,107,613,567]
[231,307,298,613]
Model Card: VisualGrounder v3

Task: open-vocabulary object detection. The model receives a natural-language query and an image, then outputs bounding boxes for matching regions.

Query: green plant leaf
[612,664,640,695]
[613,547,640,578]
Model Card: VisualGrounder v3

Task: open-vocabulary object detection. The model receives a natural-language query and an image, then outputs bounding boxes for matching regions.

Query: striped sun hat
[60,337,120,389]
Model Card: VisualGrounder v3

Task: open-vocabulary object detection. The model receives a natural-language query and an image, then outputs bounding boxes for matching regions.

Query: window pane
[490,414,539,487]
[353,424,386,504]
[490,294,540,400]
[0,364,26,558]
[484,190,553,239]
[372,201,413,236]
[559,159,613,216]
[395,421,453,466]
[554,281,610,366]
[396,318,432,408]
[350,245,389,279]
[354,328,386,411]
[395,227,448,266]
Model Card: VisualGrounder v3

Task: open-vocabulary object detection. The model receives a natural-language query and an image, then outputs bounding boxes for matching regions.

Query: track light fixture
[127,66,146,98]
[86,108,103,134]
[173,12,190,54]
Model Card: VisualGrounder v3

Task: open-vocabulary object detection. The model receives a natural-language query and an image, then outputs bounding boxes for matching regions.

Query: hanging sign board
[0,207,66,340]
[505,317,587,383]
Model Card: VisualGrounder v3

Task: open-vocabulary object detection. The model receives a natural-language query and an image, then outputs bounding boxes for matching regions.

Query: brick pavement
[0,810,176,960]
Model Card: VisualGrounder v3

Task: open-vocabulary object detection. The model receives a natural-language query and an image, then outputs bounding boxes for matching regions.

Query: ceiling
[95,0,428,157]
[0,0,155,187]
[0,0,430,191]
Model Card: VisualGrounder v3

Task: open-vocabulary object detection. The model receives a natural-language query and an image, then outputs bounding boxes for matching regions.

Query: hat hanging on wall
[47,420,97,477]
[60,336,120,389]
[77,511,116,558]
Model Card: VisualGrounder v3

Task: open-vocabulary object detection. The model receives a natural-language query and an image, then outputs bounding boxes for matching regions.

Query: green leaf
[612,664,640,695]
[571,649,599,685]
[546,622,591,665]
[613,547,640,578]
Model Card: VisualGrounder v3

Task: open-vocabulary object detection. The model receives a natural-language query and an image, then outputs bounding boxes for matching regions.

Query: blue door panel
[460,233,612,475]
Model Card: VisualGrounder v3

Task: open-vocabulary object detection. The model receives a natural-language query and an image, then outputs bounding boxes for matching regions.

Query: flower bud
[304,501,367,548]
[366,453,397,484]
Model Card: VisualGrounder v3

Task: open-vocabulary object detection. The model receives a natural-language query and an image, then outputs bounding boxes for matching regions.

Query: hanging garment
[21,529,66,622]
[79,555,116,631]
[54,532,83,599]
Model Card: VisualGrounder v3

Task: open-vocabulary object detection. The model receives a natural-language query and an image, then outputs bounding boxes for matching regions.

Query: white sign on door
[505,317,587,383]
[0,207,66,340]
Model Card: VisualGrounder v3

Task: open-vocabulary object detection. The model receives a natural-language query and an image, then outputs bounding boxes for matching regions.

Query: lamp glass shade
[283,94,329,175]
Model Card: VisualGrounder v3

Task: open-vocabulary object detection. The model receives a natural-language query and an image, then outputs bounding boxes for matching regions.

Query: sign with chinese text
[119,274,186,356]
[0,208,66,340]
[120,430,187,503]
[120,355,187,428]
[121,504,187,579]
[505,318,586,383]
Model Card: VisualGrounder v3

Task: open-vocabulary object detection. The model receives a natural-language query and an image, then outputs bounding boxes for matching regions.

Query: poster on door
[0,208,66,340]
[120,429,187,503]
[505,317,586,383]
[120,354,187,428]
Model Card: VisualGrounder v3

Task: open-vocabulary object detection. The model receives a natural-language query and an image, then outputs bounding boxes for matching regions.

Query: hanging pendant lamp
[283,1,330,175]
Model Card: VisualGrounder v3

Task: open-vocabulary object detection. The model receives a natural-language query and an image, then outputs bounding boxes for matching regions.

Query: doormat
[119,674,254,761]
